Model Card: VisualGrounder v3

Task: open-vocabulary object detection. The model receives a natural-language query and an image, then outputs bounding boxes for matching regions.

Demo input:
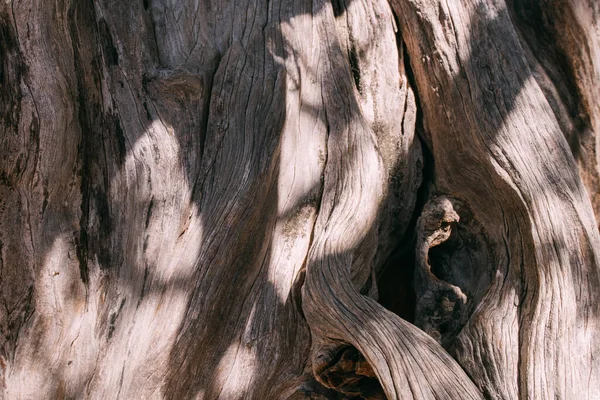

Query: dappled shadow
[389,0,600,397]
[3,0,600,398]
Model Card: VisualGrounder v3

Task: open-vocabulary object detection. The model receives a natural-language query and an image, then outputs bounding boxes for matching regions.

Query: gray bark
[0,0,598,399]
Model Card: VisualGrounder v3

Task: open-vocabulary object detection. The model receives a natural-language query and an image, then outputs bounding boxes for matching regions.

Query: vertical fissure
[348,44,361,91]
[375,11,433,324]
[72,38,91,287]
[68,0,104,287]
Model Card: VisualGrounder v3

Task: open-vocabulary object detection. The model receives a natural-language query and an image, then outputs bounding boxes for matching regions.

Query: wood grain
[0,0,598,398]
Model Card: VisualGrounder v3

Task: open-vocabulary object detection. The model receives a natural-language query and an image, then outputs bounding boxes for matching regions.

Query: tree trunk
[0,0,599,398]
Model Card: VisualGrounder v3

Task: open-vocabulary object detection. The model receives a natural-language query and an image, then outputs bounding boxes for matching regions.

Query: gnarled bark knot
[415,196,467,344]
[313,342,384,399]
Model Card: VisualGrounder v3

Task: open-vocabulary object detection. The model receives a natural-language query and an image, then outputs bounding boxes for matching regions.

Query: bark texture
[0,0,598,399]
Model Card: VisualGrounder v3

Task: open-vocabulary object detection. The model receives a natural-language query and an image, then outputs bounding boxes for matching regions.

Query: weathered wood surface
[0,0,598,398]
[390,0,600,398]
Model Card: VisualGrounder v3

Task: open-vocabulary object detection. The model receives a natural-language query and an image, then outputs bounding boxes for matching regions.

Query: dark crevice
[376,23,433,324]
[315,345,385,400]
[69,0,110,283]
[141,0,162,67]
[107,113,127,165]
[135,264,150,311]
[41,184,48,217]
[142,197,154,252]
[144,196,155,229]
[93,190,113,267]
[140,265,149,300]
[291,268,306,320]
[98,18,119,67]
[348,45,361,91]
[27,111,40,183]
[70,13,92,286]
[107,297,126,340]
[402,40,431,156]
[73,93,92,283]
[142,101,152,120]
[376,131,432,323]
[116,365,126,398]
[359,272,372,296]
[197,58,220,185]
[429,226,460,282]
[0,8,24,130]
[331,0,346,18]
[416,197,494,348]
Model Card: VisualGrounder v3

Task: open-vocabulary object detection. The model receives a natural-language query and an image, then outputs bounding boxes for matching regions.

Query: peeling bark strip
[0,0,599,399]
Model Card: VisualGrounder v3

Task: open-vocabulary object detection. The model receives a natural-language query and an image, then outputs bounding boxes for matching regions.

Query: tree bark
[0,0,598,399]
